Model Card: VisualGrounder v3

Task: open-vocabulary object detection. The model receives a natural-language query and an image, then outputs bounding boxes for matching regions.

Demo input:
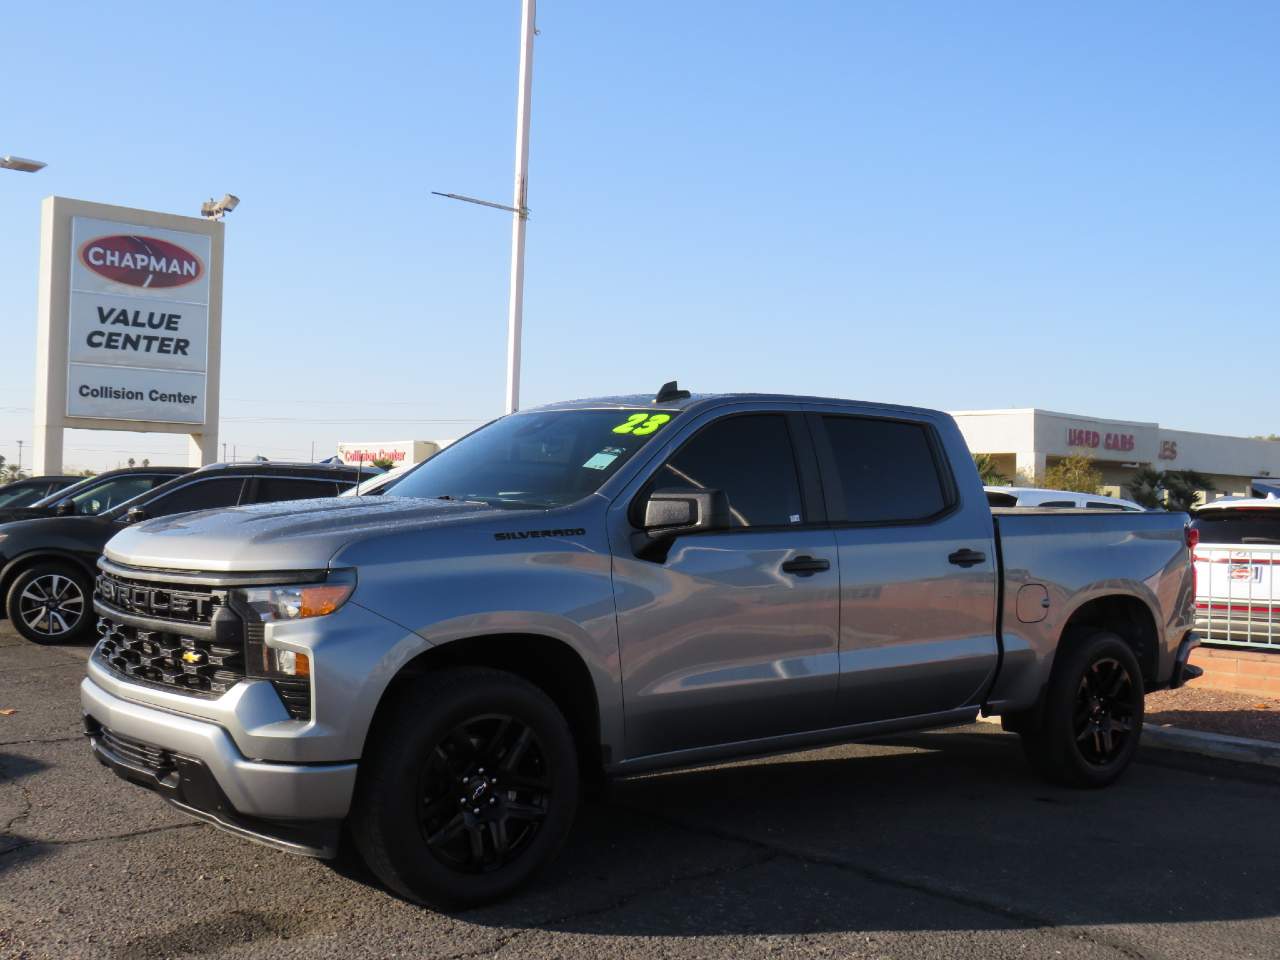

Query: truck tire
[350,667,580,908]
[1020,630,1144,788]
[5,562,95,646]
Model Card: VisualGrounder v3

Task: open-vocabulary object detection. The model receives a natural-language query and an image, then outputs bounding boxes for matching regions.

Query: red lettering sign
[80,235,203,289]
[1068,429,1101,448]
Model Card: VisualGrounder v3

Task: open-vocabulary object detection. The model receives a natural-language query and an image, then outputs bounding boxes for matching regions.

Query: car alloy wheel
[17,573,85,638]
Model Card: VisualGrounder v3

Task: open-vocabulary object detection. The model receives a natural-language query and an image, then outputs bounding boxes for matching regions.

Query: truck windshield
[389,409,679,509]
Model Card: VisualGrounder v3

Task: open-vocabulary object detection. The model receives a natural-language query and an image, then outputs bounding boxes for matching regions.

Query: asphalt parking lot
[3,623,1279,960]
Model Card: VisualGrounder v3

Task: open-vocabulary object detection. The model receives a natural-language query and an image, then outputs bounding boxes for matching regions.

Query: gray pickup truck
[82,386,1200,907]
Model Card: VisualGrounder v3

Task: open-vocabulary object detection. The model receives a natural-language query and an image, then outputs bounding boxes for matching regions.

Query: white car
[984,486,1145,512]
[1191,494,1280,648]
[340,462,415,497]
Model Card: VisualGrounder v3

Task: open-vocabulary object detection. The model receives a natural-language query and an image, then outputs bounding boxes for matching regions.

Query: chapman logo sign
[79,234,203,289]
[34,198,224,473]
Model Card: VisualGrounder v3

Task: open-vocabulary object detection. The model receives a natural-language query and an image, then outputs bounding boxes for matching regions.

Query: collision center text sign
[65,217,210,424]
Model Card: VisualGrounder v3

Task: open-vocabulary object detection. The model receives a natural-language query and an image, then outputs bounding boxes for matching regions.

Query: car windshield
[0,484,44,508]
[30,476,97,507]
[388,409,680,509]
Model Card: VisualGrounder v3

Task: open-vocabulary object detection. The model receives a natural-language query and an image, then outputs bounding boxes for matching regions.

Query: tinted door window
[820,417,947,523]
[146,478,245,517]
[1085,501,1123,510]
[650,415,803,527]
[253,478,338,503]
[0,484,44,508]
[1038,500,1075,508]
[68,476,158,515]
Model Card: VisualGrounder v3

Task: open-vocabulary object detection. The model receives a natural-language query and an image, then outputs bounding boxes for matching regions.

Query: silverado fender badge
[494,528,587,542]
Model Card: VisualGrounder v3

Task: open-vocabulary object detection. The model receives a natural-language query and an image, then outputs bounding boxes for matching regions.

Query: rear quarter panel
[987,510,1194,711]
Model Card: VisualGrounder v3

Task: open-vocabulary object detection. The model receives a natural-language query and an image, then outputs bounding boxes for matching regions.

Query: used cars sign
[80,234,203,289]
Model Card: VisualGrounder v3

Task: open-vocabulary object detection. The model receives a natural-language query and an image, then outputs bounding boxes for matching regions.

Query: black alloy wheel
[350,667,580,908]
[1019,629,1146,788]
[1073,656,1139,765]
[418,714,551,874]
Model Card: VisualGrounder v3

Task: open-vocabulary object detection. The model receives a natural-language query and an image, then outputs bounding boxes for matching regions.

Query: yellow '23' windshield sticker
[612,413,672,436]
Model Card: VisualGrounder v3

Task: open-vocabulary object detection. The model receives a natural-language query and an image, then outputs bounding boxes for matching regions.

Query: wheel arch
[1055,593,1160,685]
[0,550,97,615]
[365,632,606,781]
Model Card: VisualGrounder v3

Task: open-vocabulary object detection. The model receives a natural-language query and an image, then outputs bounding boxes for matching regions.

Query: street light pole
[433,1,536,415]
[505,0,536,414]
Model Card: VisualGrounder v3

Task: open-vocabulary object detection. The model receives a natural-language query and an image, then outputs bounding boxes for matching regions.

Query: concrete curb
[1140,724,1280,769]
[977,713,1280,769]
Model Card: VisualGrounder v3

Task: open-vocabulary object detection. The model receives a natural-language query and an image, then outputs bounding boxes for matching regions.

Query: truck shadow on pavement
[439,729,1280,936]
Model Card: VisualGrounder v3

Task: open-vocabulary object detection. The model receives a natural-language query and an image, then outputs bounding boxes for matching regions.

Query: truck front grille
[94,568,312,720]
[95,618,245,697]
[94,570,246,698]
[95,570,221,625]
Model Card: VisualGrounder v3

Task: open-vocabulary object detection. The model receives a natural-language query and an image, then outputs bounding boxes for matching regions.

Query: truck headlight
[234,569,356,623]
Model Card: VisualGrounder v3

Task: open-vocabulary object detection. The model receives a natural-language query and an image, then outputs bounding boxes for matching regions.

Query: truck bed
[986,509,1194,712]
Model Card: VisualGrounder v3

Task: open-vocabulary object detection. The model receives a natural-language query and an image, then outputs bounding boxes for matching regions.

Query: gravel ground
[1146,684,1280,742]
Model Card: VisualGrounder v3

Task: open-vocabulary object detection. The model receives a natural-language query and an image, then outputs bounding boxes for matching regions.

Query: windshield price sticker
[612,413,672,436]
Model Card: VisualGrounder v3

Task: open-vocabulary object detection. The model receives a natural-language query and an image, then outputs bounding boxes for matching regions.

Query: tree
[371,457,397,471]
[1161,470,1214,512]
[0,455,24,483]
[1127,466,1164,509]
[142,459,150,467]
[1042,454,1102,494]
[127,458,136,468]
[972,454,1008,485]
[1252,434,1280,441]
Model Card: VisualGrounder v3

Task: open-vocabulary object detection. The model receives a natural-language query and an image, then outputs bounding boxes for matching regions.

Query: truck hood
[103,496,500,573]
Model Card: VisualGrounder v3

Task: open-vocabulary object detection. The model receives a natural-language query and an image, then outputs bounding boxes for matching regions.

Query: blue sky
[2,1,1277,470]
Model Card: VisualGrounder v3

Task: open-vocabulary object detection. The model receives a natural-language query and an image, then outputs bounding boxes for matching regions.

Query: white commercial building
[950,409,1280,502]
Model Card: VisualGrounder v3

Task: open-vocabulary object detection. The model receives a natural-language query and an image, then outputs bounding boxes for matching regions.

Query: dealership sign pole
[33,197,223,472]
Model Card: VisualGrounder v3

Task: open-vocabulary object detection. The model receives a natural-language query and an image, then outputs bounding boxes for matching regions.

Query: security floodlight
[201,193,240,220]
[1,155,46,173]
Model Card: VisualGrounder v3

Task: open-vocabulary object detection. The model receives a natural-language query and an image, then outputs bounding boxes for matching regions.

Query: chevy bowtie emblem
[181,650,205,665]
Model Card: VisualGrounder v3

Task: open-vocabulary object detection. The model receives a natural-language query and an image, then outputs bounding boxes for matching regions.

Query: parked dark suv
[0,461,366,645]
[0,466,191,526]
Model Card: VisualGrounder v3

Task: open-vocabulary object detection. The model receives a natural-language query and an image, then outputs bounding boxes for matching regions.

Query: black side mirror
[55,500,75,517]
[125,506,149,524]
[642,488,730,539]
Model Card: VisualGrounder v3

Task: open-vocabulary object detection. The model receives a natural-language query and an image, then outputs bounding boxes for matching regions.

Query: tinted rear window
[1192,510,1280,545]
[820,416,948,523]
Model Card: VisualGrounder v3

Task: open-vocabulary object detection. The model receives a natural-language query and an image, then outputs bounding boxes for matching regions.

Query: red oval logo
[79,235,204,289]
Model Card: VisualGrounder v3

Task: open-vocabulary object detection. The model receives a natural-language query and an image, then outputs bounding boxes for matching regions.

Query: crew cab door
[610,408,839,760]
[808,411,999,723]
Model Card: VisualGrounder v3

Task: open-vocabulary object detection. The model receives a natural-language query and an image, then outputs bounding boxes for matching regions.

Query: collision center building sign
[67,216,211,424]
[33,197,224,472]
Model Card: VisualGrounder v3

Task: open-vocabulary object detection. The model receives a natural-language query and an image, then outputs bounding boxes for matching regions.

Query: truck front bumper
[81,675,357,857]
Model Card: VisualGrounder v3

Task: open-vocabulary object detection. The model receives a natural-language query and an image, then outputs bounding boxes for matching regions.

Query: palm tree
[972,454,1008,485]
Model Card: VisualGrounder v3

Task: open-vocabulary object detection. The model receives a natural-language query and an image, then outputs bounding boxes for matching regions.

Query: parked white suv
[1191,495,1280,648]
[985,486,1145,512]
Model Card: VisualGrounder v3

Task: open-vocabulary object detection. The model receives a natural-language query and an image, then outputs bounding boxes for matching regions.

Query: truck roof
[534,390,945,420]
